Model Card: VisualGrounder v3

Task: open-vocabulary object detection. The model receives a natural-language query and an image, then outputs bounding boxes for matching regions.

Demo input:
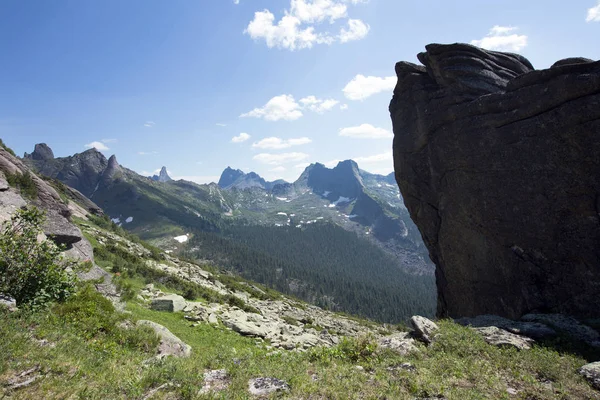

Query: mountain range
[21,142,435,322]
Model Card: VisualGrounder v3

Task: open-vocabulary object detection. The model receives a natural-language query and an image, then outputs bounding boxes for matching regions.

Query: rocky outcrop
[23,144,121,198]
[389,43,600,319]
[24,143,54,161]
[151,166,172,183]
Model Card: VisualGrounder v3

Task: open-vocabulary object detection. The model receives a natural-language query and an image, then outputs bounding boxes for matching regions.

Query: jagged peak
[24,143,54,161]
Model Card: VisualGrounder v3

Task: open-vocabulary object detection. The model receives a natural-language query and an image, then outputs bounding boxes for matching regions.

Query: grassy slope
[1,303,597,399]
[1,221,598,399]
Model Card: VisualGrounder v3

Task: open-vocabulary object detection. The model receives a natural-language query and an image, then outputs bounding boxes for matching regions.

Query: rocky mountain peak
[152,167,172,183]
[390,43,600,319]
[299,160,364,200]
[24,143,54,161]
[218,167,246,189]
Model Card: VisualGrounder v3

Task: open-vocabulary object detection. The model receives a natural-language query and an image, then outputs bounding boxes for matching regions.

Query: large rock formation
[389,43,600,319]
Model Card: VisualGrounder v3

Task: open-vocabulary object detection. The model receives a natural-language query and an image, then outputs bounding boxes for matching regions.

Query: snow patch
[323,191,331,197]
[317,217,324,220]
[174,234,189,243]
[276,197,288,201]
[348,214,358,218]
[277,212,287,216]
[111,217,121,224]
[125,216,133,223]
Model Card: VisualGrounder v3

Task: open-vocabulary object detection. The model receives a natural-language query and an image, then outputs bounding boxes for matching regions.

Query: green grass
[2,296,597,400]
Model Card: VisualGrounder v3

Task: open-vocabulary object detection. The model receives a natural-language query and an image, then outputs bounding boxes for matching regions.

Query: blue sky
[1,0,599,183]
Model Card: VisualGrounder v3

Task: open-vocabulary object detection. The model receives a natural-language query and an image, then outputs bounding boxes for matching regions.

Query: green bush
[0,138,16,157]
[0,207,76,308]
[5,170,38,199]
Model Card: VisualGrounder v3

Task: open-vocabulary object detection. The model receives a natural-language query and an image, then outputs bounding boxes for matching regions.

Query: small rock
[137,320,192,358]
[248,377,290,396]
[506,387,518,395]
[208,313,219,325]
[0,174,8,191]
[410,315,439,344]
[579,362,600,390]
[150,294,187,312]
[199,369,230,394]
[0,294,17,311]
[355,366,364,371]
[473,326,534,350]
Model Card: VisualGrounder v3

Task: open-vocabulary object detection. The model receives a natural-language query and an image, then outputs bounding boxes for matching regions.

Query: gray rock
[378,333,418,356]
[137,320,191,358]
[521,314,600,347]
[579,362,600,390]
[43,211,83,247]
[390,43,600,319]
[410,315,439,344]
[473,326,535,350]
[0,294,17,311]
[150,294,187,312]
[456,315,556,340]
[248,377,290,396]
[208,313,219,325]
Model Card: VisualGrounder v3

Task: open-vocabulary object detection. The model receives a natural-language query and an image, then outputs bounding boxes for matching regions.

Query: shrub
[5,170,38,199]
[0,207,76,308]
[52,285,159,352]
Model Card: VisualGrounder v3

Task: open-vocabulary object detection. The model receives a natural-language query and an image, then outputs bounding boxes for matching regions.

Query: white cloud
[470,25,528,52]
[587,1,600,22]
[234,0,240,4]
[354,151,392,164]
[84,141,109,151]
[299,96,339,113]
[339,124,392,139]
[102,138,118,144]
[232,132,251,143]
[216,123,227,127]
[295,162,311,169]
[339,19,369,43]
[241,94,303,121]
[340,104,348,110]
[138,151,159,155]
[253,152,309,165]
[144,121,155,128]
[343,74,396,101]
[252,137,312,149]
[242,94,339,121]
[244,0,369,50]
[269,166,287,172]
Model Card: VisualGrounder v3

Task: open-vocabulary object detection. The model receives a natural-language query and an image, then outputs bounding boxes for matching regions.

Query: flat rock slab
[0,173,8,191]
[137,320,191,358]
[456,314,556,339]
[579,362,600,390]
[474,326,535,350]
[248,377,290,396]
[521,314,600,347]
[411,315,439,344]
[150,294,187,313]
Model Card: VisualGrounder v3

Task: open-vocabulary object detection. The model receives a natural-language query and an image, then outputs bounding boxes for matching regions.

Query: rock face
[389,43,600,319]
